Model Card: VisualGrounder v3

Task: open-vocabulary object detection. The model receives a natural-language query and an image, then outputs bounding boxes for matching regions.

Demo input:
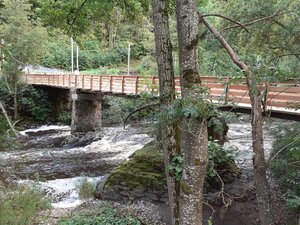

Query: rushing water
[0,124,153,208]
[0,116,294,208]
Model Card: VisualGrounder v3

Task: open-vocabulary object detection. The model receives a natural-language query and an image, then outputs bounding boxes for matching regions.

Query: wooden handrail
[25,73,300,110]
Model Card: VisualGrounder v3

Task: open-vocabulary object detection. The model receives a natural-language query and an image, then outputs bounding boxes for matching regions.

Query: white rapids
[7,124,153,208]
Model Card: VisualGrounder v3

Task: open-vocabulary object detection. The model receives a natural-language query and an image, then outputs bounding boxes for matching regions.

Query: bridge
[25,73,300,132]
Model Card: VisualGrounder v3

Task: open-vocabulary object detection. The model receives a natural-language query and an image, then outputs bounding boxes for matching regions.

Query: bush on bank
[0,185,51,225]
[270,123,300,212]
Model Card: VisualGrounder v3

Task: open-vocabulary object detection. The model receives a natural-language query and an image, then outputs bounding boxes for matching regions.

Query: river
[0,124,153,208]
[0,115,294,210]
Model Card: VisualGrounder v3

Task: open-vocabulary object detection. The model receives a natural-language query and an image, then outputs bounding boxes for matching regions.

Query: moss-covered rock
[97,140,240,203]
[97,141,167,202]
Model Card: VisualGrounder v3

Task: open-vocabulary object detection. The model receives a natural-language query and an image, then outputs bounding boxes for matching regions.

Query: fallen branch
[123,103,159,129]
[0,101,19,137]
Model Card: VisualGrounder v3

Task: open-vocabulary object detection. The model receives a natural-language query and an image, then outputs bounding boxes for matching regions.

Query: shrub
[102,96,156,124]
[270,123,300,212]
[135,55,157,76]
[0,116,20,151]
[57,110,71,124]
[20,86,51,121]
[42,42,71,69]
[58,207,141,225]
[76,177,96,200]
[0,185,51,225]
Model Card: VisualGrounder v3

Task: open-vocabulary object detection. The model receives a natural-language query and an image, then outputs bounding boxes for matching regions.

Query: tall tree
[176,0,208,224]
[200,14,276,225]
[151,1,180,224]
[0,0,46,119]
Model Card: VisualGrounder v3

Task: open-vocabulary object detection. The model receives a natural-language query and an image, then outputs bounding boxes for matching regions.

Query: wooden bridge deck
[25,73,300,118]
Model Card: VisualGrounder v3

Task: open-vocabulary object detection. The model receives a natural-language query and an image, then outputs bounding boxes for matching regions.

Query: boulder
[97,141,240,203]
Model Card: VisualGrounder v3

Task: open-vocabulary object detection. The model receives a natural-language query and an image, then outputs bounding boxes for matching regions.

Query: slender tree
[200,15,275,225]
[0,0,46,119]
[176,0,208,224]
[151,1,181,224]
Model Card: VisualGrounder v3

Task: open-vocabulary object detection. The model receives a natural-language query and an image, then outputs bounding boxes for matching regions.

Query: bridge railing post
[75,74,78,88]
[121,76,125,93]
[110,76,113,92]
[151,77,155,94]
[90,75,93,90]
[82,75,85,89]
[99,76,102,91]
[224,77,230,105]
[135,76,139,95]
[68,74,71,87]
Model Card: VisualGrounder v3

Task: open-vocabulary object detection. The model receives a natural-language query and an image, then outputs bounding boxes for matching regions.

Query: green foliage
[102,95,156,124]
[0,0,47,70]
[58,207,141,225]
[42,37,148,71]
[199,0,300,80]
[168,154,183,181]
[57,110,71,124]
[0,185,51,225]
[161,93,215,126]
[270,123,300,212]
[0,80,13,106]
[42,41,71,69]
[135,55,158,76]
[207,140,236,178]
[20,86,50,121]
[36,0,150,36]
[76,176,96,200]
[0,116,13,151]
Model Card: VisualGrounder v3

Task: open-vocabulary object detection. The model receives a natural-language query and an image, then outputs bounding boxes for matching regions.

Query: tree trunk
[0,101,19,137]
[249,87,274,225]
[200,18,275,225]
[176,0,208,224]
[13,73,18,120]
[179,118,208,225]
[151,1,180,224]
[176,0,201,96]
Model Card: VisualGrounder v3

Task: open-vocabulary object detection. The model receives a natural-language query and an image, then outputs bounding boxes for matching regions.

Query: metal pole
[76,46,79,71]
[127,43,131,76]
[0,39,4,72]
[71,37,74,73]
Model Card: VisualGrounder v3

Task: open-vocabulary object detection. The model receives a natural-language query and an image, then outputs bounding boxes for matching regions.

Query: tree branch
[0,102,20,137]
[220,11,284,33]
[67,0,90,34]
[123,103,159,129]
[200,17,252,78]
[200,13,249,33]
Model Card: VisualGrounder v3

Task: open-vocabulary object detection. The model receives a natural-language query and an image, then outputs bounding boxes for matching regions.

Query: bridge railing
[25,73,300,110]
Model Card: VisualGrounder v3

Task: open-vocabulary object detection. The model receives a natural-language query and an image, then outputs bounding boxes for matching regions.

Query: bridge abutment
[71,89,102,133]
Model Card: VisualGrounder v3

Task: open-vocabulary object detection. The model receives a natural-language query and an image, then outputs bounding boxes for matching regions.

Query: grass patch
[0,185,51,225]
[76,177,96,200]
[58,206,141,225]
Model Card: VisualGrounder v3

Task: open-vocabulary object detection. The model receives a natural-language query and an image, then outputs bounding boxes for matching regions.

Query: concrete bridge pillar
[71,89,102,133]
